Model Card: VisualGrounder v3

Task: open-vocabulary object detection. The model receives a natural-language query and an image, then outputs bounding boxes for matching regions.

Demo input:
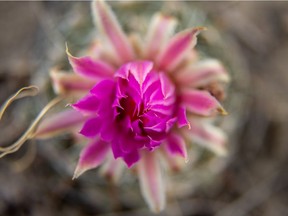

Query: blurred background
[0,1,288,216]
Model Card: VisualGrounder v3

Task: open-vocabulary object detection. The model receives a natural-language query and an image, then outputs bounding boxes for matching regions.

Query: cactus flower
[1,0,230,213]
[64,1,230,212]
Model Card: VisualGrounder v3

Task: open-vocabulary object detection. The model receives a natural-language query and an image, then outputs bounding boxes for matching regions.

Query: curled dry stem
[0,86,39,120]
[0,86,64,158]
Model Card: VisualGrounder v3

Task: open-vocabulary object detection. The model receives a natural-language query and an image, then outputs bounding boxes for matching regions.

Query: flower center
[113,61,177,143]
[73,61,179,166]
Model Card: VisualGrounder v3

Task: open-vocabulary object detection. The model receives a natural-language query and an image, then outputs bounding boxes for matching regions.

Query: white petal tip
[184,157,189,163]
[152,205,165,214]
[72,165,87,180]
[212,146,228,157]
[218,106,228,116]
[65,42,72,57]
[195,26,207,32]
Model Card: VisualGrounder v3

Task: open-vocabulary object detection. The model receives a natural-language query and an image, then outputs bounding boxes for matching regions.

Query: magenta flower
[73,61,178,167]
[1,0,230,212]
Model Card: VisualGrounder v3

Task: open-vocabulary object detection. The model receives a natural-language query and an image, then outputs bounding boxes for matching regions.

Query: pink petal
[137,151,165,213]
[144,13,177,59]
[157,27,205,71]
[176,59,230,87]
[123,150,140,168]
[111,139,123,158]
[115,61,153,87]
[80,117,102,138]
[165,133,188,161]
[159,72,175,100]
[144,121,166,133]
[88,39,121,66]
[72,94,99,114]
[67,52,114,79]
[86,39,102,58]
[34,109,86,139]
[119,134,137,154]
[181,89,226,116]
[100,119,117,142]
[165,117,177,132]
[90,79,115,98]
[73,139,109,179]
[177,106,190,128]
[92,0,135,63]
[184,119,227,156]
[50,68,95,95]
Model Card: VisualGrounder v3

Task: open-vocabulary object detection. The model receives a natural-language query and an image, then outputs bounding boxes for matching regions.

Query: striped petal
[157,27,205,71]
[50,68,95,95]
[176,59,230,87]
[73,139,109,179]
[159,72,175,100]
[138,151,165,213]
[100,153,124,183]
[92,0,135,63]
[67,51,115,79]
[160,146,186,172]
[34,109,86,139]
[181,89,226,116]
[144,13,177,59]
[184,119,227,156]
